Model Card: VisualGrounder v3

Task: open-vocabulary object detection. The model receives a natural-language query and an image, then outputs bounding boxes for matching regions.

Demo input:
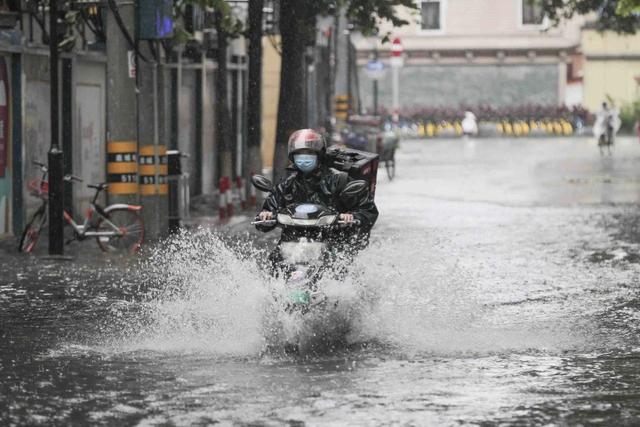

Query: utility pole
[346,28,352,116]
[247,0,263,181]
[333,7,349,123]
[135,0,173,237]
[390,37,403,123]
[214,11,234,218]
[373,48,378,115]
[137,41,168,239]
[106,1,138,205]
[48,0,64,255]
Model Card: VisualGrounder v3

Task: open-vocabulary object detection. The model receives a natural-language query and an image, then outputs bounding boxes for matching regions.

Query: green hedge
[620,97,640,133]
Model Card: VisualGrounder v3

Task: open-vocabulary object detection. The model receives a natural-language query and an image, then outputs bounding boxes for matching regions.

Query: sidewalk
[0,187,268,260]
[0,208,274,261]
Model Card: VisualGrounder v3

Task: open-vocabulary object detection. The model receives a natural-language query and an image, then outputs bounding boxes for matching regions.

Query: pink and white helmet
[287,129,326,160]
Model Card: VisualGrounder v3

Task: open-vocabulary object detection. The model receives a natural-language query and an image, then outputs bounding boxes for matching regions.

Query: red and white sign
[391,38,403,56]
[390,37,404,67]
[128,51,136,79]
[0,57,8,178]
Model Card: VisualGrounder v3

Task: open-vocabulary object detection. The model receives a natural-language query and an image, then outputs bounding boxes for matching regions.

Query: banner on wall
[0,56,8,178]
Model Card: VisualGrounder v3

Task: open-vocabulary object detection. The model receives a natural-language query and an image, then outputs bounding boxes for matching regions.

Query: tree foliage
[290,0,417,42]
[541,0,640,33]
[346,0,416,40]
[620,96,640,131]
[271,0,416,179]
[617,0,640,16]
[173,0,244,44]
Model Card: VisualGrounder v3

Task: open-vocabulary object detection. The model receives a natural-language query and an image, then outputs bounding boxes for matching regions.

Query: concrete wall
[74,59,106,215]
[23,54,51,220]
[178,69,197,195]
[359,63,559,110]
[582,30,640,111]
[583,60,640,110]
[22,54,107,220]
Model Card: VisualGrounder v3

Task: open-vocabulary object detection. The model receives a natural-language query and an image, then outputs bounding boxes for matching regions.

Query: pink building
[354,0,584,110]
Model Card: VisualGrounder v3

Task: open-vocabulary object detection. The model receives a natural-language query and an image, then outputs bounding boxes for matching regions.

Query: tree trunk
[247,0,263,178]
[272,0,307,182]
[215,13,233,182]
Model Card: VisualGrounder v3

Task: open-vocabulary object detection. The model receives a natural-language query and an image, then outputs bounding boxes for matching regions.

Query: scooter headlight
[316,214,338,226]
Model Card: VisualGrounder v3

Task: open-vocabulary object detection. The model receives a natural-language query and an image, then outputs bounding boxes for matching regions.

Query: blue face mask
[293,154,318,173]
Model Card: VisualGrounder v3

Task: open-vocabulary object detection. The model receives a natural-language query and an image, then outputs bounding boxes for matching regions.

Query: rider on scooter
[255,129,378,248]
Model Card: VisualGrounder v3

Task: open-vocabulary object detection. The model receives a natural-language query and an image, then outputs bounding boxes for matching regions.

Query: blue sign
[137,0,174,40]
[366,60,385,72]
[364,60,387,80]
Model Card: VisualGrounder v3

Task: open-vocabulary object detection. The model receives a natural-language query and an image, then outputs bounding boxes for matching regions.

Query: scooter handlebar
[337,219,361,226]
[251,218,360,227]
[251,219,277,226]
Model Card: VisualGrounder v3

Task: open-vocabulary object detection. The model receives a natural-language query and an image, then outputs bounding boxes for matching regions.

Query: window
[522,0,544,25]
[421,1,441,30]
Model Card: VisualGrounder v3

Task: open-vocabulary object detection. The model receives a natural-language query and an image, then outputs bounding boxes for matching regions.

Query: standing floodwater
[2,137,640,425]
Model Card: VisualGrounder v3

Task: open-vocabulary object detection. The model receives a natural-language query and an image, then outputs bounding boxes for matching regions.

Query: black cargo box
[326,145,379,199]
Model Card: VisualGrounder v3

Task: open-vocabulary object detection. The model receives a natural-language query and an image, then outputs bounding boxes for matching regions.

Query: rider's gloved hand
[339,213,354,223]
[258,211,274,221]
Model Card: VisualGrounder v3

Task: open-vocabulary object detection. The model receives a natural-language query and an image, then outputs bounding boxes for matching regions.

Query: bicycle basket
[28,179,49,198]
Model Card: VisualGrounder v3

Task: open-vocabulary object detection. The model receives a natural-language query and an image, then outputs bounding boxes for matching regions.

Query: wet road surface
[1,137,640,425]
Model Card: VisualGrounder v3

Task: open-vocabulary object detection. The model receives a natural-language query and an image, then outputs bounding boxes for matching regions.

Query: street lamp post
[48,0,64,255]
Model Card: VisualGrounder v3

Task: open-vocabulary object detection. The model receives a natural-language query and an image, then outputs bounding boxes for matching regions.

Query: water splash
[91,227,591,357]
[103,228,272,355]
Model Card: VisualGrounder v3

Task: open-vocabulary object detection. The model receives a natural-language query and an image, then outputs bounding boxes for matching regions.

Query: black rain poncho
[256,165,378,240]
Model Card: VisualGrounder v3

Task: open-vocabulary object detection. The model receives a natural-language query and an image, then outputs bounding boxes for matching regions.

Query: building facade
[581,28,640,112]
[0,2,249,240]
[354,0,584,112]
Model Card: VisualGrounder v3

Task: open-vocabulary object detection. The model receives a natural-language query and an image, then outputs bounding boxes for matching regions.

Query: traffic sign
[364,60,387,80]
[390,38,404,67]
[391,38,403,56]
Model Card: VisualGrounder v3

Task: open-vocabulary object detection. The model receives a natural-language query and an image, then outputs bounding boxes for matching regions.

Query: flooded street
[2,137,640,425]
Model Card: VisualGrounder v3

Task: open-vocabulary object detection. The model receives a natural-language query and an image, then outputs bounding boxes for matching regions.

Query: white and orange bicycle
[18,161,144,254]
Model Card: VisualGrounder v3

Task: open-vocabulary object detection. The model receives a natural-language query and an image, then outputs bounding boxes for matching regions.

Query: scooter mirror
[251,174,274,193]
[340,180,368,207]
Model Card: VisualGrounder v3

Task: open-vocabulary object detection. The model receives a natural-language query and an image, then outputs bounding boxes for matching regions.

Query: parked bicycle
[19,161,144,254]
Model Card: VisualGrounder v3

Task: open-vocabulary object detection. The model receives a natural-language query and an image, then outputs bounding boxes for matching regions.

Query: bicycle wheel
[95,208,144,254]
[385,150,396,181]
[19,207,47,253]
